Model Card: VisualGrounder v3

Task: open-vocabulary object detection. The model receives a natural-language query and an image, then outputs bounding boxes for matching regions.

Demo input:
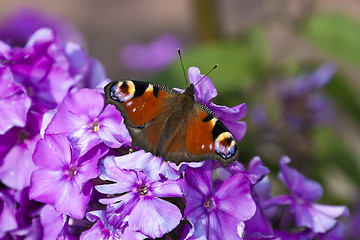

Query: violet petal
[128,197,182,238]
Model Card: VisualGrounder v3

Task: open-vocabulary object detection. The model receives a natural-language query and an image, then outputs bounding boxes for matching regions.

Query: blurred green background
[1,0,359,236]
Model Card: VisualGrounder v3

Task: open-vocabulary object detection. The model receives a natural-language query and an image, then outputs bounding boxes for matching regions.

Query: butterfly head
[183,84,195,98]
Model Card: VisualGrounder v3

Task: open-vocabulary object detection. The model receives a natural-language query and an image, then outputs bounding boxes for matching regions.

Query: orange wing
[105,80,177,127]
[185,103,239,166]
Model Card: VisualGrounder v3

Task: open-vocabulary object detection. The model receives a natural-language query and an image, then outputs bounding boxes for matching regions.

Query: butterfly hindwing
[184,103,239,166]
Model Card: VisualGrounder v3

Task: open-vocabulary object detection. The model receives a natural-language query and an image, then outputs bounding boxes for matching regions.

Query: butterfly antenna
[178,48,189,87]
[194,64,218,87]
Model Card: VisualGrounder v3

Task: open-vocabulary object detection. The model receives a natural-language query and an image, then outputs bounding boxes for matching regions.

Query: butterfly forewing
[105,80,176,127]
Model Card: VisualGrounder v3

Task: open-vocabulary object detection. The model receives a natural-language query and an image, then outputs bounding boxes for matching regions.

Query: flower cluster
[0,25,348,239]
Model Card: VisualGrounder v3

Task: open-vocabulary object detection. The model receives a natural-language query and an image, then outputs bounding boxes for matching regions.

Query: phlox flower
[64,41,107,89]
[0,28,78,109]
[45,88,131,156]
[263,156,348,234]
[111,149,204,181]
[216,157,275,240]
[95,156,183,239]
[183,161,256,240]
[0,111,41,190]
[29,134,107,219]
[0,189,17,237]
[280,62,336,130]
[0,186,74,239]
[218,156,269,185]
[111,149,181,181]
[80,210,147,240]
[0,65,31,134]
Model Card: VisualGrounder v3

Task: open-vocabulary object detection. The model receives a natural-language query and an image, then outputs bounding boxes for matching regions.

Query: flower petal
[279,156,323,202]
[151,178,183,198]
[97,104,132,148]
[29,169,64,204]
[208,102,247,141]
[0,190,18,233]
[105,192,139,229]
[0,91,31,134]
[215,173,256,221]
[33,134,72,169]
[244,201,274,239]
[114,150,180,181]
[97,156,136,194]
[0,141,38,190]
[40,205,64,239]
[47,89,104,133]
[208,211,243,240]
[128,197,182,238]
[247,156,270,184]
[188,67,217,103]
[183,161,213,198]
[294,203,347,233]
[54,180,92,219]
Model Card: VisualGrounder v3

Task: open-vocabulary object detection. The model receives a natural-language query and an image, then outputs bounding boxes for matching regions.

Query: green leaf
[302,13,360,67]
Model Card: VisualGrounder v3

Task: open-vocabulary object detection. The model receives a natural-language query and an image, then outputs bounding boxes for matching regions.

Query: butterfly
[104,79,239,166]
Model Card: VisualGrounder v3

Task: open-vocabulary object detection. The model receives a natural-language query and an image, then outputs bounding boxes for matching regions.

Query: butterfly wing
[104,80,180,153]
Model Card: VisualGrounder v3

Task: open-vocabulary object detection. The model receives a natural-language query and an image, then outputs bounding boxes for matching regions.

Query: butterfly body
[104,80,238,166]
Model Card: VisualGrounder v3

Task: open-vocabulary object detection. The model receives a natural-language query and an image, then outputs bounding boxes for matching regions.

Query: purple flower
[0,190,17,237]
[0,186,74,239]
[80,210,147,240]
[40,205,76,240]
[0,7,85,47]
[112,149,181,181]
[274,229,314,240]
[1,28,78,109]
[183,161,256,239]
[263,156,348,233]
[29,134,107,219]
[120,35,181,72]
[219,156,269,185]
[318,222,346,240]
[0,64,31,134]
[95,156,183,239]
[280,63,336,130]
[110,148,205,183]
[244,176,275,239]
[187,67,247,141]
[64,41,107,89]
[45,88,131,156]
[0,111,41,190]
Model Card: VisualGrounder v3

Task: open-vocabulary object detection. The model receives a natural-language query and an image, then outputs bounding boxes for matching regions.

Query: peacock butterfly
[104,78,239,166]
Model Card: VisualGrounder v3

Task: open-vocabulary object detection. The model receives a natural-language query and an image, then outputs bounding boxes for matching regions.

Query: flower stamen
[203,197,216,211]
[138,185,149,195]
[18,130,30,142]
[90,119,101,132]
[66,165,78,178]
